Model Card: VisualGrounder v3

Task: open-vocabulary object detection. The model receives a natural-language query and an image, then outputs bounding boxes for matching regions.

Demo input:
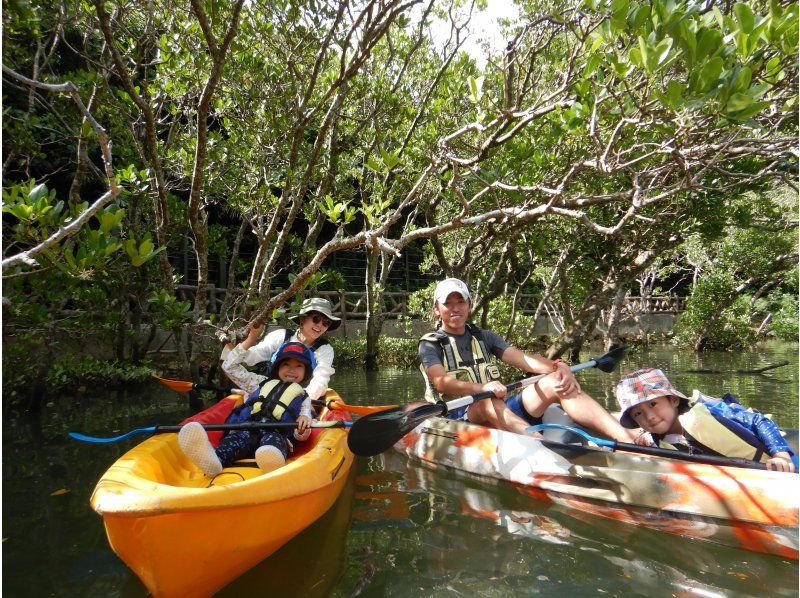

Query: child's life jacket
[227,380,308,430]
[418,324,501,403]
[651,393,794,463]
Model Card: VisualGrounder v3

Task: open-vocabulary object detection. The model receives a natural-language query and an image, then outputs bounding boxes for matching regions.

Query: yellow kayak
[89,390,354,597]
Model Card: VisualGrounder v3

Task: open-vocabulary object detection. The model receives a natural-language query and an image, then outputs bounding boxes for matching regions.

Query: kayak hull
[395,417,799,559]
[90,391,354,597]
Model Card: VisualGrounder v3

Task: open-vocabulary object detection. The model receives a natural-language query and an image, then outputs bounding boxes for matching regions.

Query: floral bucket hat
[615,368,689,428]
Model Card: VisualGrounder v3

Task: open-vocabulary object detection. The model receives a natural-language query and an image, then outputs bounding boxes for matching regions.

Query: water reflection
[344,450,799,597]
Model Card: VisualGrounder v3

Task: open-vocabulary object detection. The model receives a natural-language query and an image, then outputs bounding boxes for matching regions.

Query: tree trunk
[364,249,382,371]
[603,287,626,351]
[27,321,55,413]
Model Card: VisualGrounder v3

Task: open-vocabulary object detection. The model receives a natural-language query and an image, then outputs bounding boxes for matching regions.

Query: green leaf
[64,248,77,270]
[124,239,138,260]
[637,36,649,70]
[732,66,752,92]
[712,6,726,29]
[662,80,685,107]
[654,37,673,67]
[380,148,401,170]
[628,47,643,68]
[697,56,724,91]
[468,76,484,104]
[28,183,48,202]
[365,157,384,173]
[695,28,722,61]
[733,3,755,33]
[629,4,650,29]
[727,100,771,121]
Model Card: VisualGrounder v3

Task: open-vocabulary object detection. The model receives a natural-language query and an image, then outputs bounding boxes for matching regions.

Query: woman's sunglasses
[308,313,333,328]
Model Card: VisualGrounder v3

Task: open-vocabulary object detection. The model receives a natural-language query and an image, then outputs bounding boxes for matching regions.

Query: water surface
[3,342,798,596]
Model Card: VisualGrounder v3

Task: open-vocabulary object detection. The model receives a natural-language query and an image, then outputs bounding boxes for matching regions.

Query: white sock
[178,421,223,477]
[255,445,285,473]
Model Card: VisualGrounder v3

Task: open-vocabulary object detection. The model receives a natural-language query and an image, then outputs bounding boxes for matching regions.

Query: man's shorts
[505,391,543,426]
[444,405,469,421]
[443,391,543,426]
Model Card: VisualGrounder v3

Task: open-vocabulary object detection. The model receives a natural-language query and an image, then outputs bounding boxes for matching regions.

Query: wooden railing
[176,285,685,318]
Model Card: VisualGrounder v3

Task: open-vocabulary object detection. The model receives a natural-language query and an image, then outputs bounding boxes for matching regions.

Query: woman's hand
[766,452,795,473]
[481,380,508,399]
[242,320,264,349]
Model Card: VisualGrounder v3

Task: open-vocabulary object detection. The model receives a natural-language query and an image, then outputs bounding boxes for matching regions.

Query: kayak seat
[541,404,591,444]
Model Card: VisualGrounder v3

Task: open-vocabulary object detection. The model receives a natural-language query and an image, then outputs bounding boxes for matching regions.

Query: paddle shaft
[614,440,768,469]
[444,359,600,412]
[69,419,351,444]
[152,421,349,434]
[529,424,768,470]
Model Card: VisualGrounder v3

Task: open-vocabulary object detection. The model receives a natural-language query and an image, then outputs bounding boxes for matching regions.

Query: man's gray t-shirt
[418,327,510,371]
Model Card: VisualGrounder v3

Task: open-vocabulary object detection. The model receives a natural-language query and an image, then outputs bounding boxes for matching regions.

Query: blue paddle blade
[68,427,156,444]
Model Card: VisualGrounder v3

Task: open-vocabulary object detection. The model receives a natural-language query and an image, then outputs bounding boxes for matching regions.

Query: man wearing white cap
[418,278,636,442]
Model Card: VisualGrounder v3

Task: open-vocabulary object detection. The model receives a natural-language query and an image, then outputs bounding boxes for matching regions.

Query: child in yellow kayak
[616,368,796,473]
[178,342,316,476]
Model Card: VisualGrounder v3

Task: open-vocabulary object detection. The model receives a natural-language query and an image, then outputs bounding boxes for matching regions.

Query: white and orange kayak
[89,390,354,597]
[395,416,799,559]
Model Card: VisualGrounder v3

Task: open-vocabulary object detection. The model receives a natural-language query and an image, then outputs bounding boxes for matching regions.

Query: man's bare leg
[520,378,636,443]
[467,398,543,437]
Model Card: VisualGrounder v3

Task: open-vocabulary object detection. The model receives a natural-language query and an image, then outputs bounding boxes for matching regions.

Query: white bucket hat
[289,297,341,331]
[433,278,471,305]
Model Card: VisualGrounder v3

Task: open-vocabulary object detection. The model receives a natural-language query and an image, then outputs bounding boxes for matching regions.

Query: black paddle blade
[347,402,445,457]
[593,346,628,373]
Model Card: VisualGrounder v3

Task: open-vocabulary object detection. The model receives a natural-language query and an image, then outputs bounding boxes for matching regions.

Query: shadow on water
[2,343,797,596]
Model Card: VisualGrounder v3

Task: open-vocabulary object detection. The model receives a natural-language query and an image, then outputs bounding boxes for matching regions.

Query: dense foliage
[2,0,797,405]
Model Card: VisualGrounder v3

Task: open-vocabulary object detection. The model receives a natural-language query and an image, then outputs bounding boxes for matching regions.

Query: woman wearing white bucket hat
[222,297,340,410]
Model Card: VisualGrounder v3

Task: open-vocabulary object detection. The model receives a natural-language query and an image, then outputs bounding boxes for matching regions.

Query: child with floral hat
[616,368,796,472]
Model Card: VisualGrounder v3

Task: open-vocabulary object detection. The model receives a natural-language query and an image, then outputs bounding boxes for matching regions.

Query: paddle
[69,420,352,444]
[153,375,397,415]
[153,375,233,394]
[527,423,769,471]
[347,346,629,457]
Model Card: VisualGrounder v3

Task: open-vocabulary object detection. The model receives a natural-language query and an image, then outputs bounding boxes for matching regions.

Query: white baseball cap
[433,278,471,305]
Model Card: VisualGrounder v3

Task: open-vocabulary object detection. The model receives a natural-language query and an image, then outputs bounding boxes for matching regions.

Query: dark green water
[3,343,798,596]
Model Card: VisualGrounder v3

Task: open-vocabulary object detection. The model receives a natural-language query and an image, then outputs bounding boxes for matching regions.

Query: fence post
[340,289,347,340]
